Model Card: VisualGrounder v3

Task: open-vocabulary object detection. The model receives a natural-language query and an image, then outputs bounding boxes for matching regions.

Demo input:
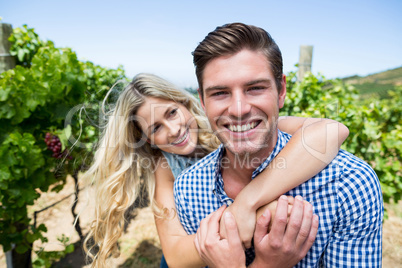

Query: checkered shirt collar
[212,130,287,197]
[251,129,287,178]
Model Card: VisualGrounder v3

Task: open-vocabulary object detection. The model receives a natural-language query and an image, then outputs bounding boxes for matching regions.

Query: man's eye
[211,91,227,96]
[249,86,265,91]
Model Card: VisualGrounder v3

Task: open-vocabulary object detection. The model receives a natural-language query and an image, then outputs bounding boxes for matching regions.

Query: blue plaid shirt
[174,130,383,267]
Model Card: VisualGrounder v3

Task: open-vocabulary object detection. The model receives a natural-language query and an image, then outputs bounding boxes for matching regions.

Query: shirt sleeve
[322,163,384,267]
[173,174,199,235]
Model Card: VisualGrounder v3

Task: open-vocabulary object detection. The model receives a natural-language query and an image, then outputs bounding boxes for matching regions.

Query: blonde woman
[83,73,349,267]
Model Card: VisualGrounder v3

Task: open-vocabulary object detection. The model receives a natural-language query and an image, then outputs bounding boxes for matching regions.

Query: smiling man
[201,48,285,161]
[174,23,383,267]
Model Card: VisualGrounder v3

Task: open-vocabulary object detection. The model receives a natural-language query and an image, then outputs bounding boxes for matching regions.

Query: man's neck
[221,133,278,199]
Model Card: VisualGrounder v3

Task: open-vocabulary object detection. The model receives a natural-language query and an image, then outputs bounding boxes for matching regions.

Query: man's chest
[221,177,249,200]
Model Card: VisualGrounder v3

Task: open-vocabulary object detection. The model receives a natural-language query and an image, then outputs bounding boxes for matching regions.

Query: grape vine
[0,24,126,266]
[282,72,402,203]
[44,133,72,159]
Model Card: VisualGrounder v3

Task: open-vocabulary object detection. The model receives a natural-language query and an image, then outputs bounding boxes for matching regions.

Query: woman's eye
[151,125,160,134]
[169,108,178,117]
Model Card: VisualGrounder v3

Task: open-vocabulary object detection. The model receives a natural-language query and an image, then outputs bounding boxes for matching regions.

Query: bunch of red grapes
[44,133,72,159]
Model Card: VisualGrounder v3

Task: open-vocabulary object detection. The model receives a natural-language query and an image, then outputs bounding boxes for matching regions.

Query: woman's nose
[166,121,181,137]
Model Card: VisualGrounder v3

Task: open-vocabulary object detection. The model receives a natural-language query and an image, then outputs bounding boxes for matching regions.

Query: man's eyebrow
[205,79,272,93]
[244,79,271,86]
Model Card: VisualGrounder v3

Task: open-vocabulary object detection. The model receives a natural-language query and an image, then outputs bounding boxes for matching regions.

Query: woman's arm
[154,156,288,268]
[153,157,205,268]
[223,117,349,248]
[155,117,349,265]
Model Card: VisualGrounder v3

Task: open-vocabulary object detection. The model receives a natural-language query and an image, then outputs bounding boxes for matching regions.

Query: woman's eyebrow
[146,105,174,133]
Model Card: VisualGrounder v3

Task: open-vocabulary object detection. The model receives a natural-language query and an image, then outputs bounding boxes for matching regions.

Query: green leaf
[26,232,37,243]
[37,224,47,232]
[65,244,74,254]
[57,125,72,151]
[15,244,29,254]
[17,49,25,62]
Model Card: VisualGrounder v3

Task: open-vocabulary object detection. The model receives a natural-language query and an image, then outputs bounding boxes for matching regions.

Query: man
[174,23,383,267]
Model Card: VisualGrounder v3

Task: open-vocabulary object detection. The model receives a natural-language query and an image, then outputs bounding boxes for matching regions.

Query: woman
[83,73,349,267]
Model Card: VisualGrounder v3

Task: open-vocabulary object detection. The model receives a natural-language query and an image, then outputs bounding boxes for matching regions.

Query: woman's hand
[219,201,256,249]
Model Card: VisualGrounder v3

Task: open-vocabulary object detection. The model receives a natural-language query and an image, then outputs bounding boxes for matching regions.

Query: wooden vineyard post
[297,45,313,82]
[1,22,16,268]
[0,23,16,73]
[2,23,31,268]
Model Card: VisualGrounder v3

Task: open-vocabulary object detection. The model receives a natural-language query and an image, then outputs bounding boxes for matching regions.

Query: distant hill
[342,66,402,98]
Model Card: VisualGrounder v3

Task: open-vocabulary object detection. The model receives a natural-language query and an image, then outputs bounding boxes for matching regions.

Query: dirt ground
[1,176,401,268]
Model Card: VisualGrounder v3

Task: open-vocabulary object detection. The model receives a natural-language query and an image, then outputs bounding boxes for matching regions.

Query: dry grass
[382,202,402,268]
[1,176,401,268]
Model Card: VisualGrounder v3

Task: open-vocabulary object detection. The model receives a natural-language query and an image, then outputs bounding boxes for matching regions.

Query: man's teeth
[228,122,257,132]
[173,131,188,144]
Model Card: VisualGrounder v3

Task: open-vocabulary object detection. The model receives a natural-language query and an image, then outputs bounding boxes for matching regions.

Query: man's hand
[251,195,319,268]
[194,205,246,268]
[220,197,296,249]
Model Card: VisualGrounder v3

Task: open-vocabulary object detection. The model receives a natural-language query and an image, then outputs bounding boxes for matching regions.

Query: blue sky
[1,0,401,88]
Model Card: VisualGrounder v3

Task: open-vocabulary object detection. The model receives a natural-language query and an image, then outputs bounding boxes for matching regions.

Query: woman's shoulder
[161,151,198,178]
[155,154,175,183]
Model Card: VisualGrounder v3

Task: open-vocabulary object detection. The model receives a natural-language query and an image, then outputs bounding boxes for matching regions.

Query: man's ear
[278,74,287,109]
[197,88,206,110]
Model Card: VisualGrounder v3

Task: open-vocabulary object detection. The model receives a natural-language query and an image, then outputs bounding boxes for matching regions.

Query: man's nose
[227,91,251,118]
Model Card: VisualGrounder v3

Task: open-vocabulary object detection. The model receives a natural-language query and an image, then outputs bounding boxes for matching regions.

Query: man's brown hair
[192,22,283,99]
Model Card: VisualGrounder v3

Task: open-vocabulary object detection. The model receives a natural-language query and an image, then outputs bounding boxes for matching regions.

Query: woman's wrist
[233,191,258,213]
[234,183,266,211]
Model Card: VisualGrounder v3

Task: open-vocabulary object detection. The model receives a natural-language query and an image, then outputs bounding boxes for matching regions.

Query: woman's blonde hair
[83,73,219,267]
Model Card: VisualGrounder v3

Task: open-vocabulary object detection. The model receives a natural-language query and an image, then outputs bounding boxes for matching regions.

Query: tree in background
[0,24,126,267]
[283,71,402,204]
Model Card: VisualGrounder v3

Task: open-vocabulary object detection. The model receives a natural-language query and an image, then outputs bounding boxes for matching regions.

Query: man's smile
[226,120,261,132]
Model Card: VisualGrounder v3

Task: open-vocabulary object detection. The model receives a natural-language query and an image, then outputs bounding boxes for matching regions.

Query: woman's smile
[171,129,190,146]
